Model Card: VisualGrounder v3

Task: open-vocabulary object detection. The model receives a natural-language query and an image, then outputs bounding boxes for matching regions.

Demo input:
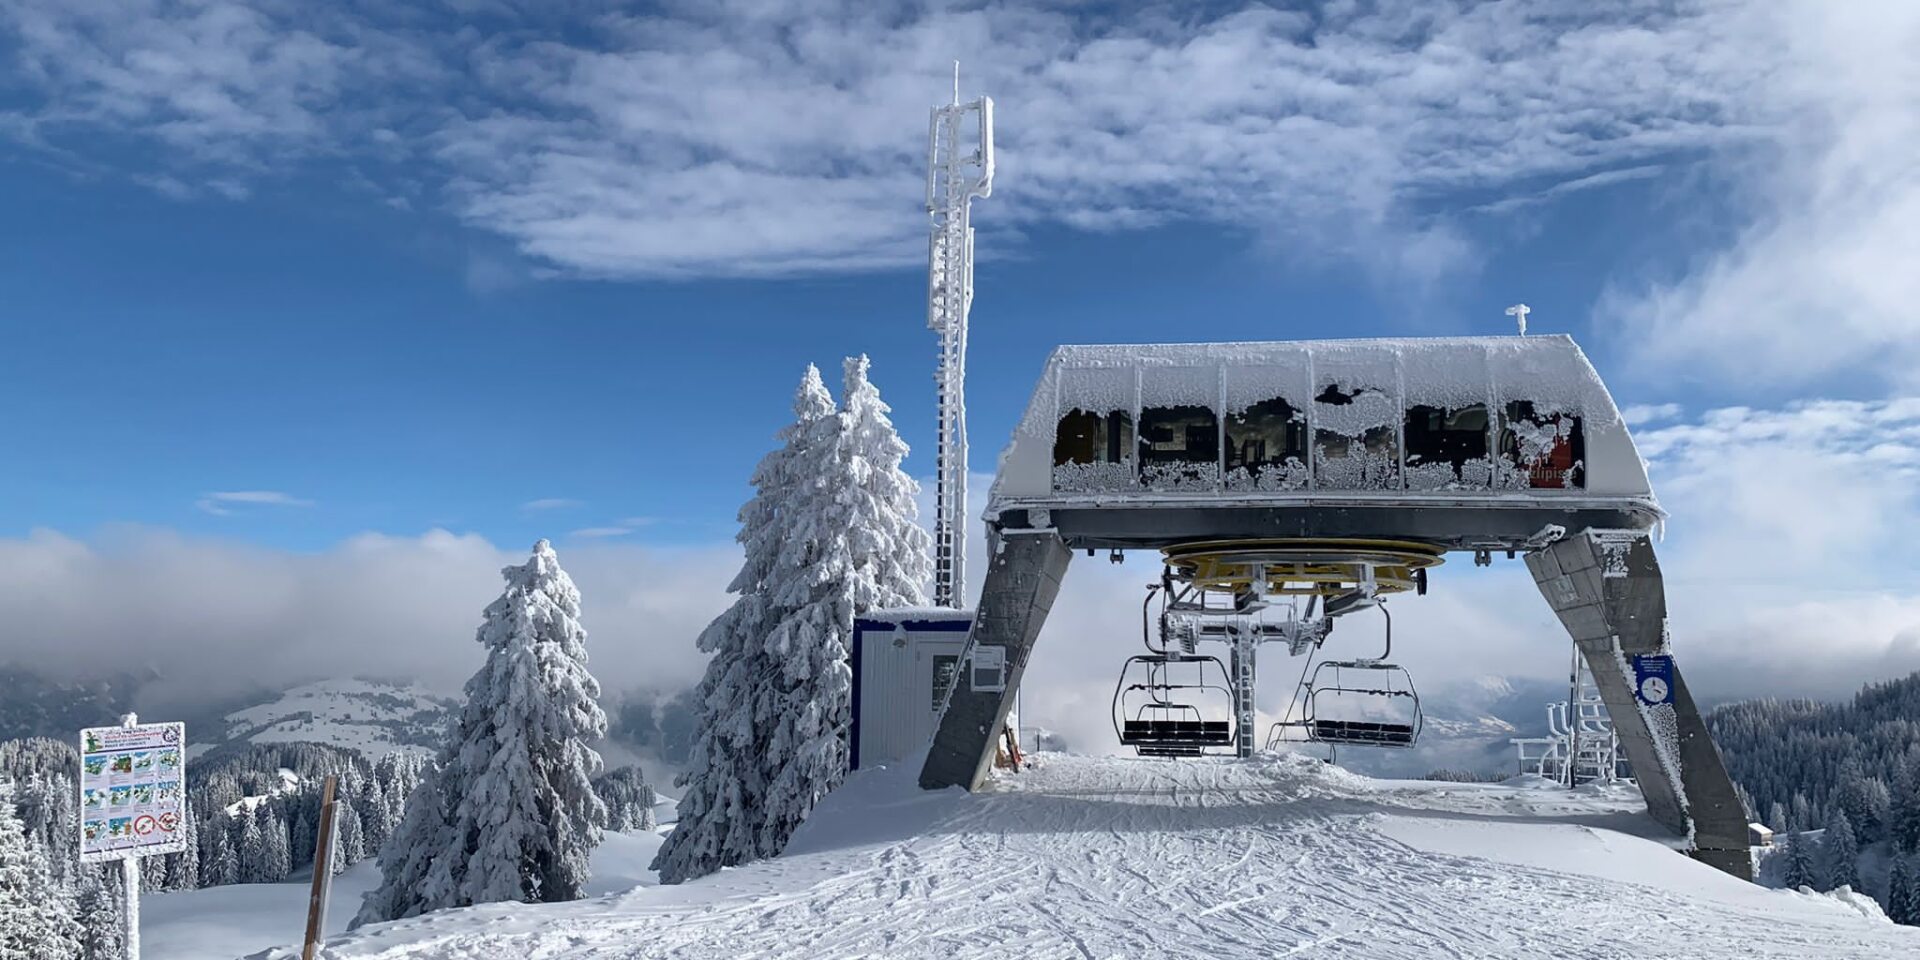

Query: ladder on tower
[1512,646,1630,786]
[925,65,993,610]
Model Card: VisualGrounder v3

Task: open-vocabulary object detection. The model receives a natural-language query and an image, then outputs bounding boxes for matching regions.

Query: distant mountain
[0,664,143,742]
[1324,673,1564,779]
[188,678,459,761]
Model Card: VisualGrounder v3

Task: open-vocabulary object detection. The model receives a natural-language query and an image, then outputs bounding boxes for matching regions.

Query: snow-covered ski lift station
[852,73,1754,883]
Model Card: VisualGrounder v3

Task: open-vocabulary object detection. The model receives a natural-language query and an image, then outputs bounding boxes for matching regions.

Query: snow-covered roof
[987,335,1658,547]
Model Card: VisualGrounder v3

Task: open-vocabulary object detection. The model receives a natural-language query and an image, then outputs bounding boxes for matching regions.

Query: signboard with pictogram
[79,720,189,863]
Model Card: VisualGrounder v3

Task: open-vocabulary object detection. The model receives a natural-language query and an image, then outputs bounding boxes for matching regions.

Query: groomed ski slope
[291,753,1916,959]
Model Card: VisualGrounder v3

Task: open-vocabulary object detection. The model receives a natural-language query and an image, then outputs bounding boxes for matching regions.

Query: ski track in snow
[305,754,1916,960]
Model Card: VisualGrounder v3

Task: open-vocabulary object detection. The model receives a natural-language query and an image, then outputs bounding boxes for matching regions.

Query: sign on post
[1632,655,1675,707]
[79,720,190,863]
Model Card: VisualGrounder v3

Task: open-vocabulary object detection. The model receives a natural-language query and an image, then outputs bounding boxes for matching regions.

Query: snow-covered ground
[216,752,1914,959]
[144,831,666,960]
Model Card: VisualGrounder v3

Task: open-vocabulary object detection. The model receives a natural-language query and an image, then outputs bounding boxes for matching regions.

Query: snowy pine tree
[334,800,366,873]
[1894,761,1920,854]
[594,767,657,833]
[201,812,238,887]
[653,366,837,885]
[1819,808,1859,891]
[355,540,608,925]
[1888,853,1920,926]
[756,355,931,850]
[73,869,124,960]
[0,782,81,960]
[1781,829,1818,890]
[653,360,931,885]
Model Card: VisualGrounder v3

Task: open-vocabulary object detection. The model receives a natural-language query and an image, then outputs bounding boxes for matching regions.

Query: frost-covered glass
[1053,367,1137,492]
[1225,397,1308,491]
[1139,404,1220,490]
[1404,403,1492,490]
[1498,401,1585,489]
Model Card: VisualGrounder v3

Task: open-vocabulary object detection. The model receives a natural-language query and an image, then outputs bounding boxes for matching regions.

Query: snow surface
[142,832,666,960]
[229,752,1913,959]
[189,679,458,761]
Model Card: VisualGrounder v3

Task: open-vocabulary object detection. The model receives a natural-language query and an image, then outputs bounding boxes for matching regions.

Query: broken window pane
[1313,382,1400,489]
[1404,403,1492,489]
[1498,401,1585,489]
[1052,408,1135,491]
[1139,404,1219,491]
[1225,397,1308,491]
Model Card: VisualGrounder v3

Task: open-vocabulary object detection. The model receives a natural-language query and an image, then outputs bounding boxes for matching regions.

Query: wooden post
[302,775,340,960]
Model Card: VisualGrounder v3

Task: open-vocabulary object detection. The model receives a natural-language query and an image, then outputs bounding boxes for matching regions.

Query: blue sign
[1633,655,1675,706]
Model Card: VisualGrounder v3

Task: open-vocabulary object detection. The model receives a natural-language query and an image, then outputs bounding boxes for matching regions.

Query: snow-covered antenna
[927,62,994,609]
[1506,303,1530,337]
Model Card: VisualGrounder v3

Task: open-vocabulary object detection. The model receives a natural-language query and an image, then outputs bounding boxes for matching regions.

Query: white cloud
[195,490,315,516]
[0,527,734,710]
[1619,402,1683,426]
[570,526,635,539]
[1602,1,1920,389]
[521,497,583,512]
[0,0,1804,287]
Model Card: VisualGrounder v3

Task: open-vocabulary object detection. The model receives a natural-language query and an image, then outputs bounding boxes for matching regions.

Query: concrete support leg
[920,529,1073,791]
[1526,530,1752,879]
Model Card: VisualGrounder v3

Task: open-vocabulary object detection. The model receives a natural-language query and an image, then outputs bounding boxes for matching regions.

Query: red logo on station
[133,815,158,836]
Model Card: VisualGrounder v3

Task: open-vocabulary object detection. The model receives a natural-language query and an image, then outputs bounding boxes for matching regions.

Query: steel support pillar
[1526,530,1751,879]
[920,529,1073,791]
[1231,634,1256,759]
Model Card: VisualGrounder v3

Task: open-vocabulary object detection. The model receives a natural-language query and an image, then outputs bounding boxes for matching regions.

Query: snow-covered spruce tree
[652,367,838,885]
[1780,829,1818,890]
[354,540,608,925]
[1820,808,1860,891]
[652,359,932,885]
[756,355,931,850]
[1889,853,1920,926]
[594,767,657,833]
[73,868,124,960]
[0,782,81,960]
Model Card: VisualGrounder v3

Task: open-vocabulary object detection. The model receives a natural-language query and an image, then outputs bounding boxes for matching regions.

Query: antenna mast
[927,63,994,609]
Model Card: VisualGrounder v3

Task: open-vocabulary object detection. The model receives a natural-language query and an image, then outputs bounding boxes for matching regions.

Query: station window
[1312,384,1400,489]
[1499,401,1585,489]
[1404,403,1491,489]
[1054,408,1134,465]
[1138,404,1220,489]
[1225,397,1308,490]
[1053,408,1135,491]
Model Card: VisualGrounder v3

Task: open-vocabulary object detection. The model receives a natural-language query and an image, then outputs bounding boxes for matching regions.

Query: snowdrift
[256,753,1913,959]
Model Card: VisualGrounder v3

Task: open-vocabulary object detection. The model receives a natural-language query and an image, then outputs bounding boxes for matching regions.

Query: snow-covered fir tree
[355,540,608,925]
[1819,808,1859,891]
[0,782,81,960]
[653,359,930,885]
[334,800,366,873]
[1888,854,1919,927]
[594,766,658,833]
[1780,829,1818,889]
[653,366,837,884]
[73,869,123,960]
[756,355,931,850]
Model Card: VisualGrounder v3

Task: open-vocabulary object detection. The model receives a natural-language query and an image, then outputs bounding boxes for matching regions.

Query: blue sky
[0,0,1915,714]
[0,148,1749,548]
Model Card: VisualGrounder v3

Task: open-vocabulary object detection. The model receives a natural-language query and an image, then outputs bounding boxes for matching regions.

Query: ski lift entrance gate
[917,336,1754,880]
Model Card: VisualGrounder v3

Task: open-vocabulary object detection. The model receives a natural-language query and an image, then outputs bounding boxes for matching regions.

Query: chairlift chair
[1267,602,1424,749]
[1111,653,1236,756]
[1296,658,1423,747]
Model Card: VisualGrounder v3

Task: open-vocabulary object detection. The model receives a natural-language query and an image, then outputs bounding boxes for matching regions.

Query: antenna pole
[926,67,994,609]
[1506,303,1531,337]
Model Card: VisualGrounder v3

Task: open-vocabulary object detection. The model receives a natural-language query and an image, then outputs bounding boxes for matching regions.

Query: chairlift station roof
[986,334,1659,552]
